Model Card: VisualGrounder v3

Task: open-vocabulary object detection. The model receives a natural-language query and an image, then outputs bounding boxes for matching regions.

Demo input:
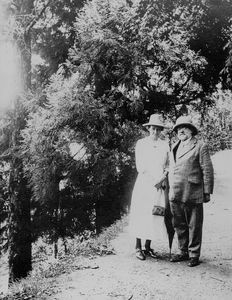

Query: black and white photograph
[0,0,232,299]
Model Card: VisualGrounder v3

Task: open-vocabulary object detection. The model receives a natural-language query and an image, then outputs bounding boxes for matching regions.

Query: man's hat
[143,114,168,128]
[173,116,198,135]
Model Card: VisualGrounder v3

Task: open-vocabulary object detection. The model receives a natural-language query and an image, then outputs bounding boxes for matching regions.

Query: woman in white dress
[129,114,169,260]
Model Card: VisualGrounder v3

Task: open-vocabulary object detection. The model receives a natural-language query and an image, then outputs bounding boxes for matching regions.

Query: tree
[199,86,232,153]
[33,0,86,81]
[189,0,232,93]
[4,0,35,283]
[21,102,96,254]
[69,0,208,120]
[0,0,87,281]
[21,69,141,233]
[0,163,9,255]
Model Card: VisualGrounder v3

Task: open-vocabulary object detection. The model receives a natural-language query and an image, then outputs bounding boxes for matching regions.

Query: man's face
[177,126,193,141]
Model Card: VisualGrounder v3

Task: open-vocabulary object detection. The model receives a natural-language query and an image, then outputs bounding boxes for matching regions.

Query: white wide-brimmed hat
[143,113,168,128]
[173,116,198,135]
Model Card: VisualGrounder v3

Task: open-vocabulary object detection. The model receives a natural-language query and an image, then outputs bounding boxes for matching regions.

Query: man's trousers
[170,201,203,258]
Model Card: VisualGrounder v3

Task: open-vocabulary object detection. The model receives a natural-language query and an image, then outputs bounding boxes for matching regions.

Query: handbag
[152,205,165,216]
[152,189,165,216]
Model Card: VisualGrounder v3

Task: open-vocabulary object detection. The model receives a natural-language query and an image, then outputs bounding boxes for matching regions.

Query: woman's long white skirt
[129,174,167,241]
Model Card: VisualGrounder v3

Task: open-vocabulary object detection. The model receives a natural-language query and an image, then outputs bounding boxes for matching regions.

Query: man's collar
[181,137,193,146]
[173,137,197,151]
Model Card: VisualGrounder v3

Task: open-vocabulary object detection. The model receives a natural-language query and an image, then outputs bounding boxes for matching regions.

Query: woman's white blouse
[135,137,169,184]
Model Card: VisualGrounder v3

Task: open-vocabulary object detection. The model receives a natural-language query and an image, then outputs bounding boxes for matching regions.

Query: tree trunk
[54,241,58,259]
[8,158,32,283]
[15,0,33,91]
[8,0,34,284]
[8,100,32,284]
[53,180,61,259]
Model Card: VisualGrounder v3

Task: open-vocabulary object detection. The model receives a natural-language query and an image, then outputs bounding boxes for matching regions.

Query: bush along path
[1,150,232,300]
[0,217,127,300]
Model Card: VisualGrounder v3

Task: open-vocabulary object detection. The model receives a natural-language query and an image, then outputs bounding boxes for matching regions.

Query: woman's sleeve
[135,140,145,173]
[163,144,170,174]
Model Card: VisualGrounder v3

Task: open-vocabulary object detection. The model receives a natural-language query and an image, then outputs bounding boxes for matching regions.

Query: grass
[0,215,128,300]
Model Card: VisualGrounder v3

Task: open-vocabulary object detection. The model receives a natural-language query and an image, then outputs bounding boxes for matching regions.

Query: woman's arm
[154,145,169,189]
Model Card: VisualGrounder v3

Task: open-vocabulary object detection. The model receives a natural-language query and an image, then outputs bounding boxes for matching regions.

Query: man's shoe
[135,249,146,260]
[170,253,189,262]
[144,248,158,259]
[188,257,199,267]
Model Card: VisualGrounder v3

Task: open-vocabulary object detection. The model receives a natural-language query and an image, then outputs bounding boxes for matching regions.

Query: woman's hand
[154,181,163,189]
[154,173,167,190]
[154,179,166,190]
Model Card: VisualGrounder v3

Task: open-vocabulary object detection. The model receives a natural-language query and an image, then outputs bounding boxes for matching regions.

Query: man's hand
[203,193,210,203]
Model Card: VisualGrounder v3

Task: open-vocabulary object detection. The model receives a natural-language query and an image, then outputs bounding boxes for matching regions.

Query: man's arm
[199,142,214,195]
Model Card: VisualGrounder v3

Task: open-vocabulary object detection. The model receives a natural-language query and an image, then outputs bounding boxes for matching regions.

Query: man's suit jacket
[169,137,214,203]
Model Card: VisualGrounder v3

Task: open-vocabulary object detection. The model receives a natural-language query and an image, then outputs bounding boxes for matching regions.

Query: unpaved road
[48,150,232,300]
[1,150,232,299]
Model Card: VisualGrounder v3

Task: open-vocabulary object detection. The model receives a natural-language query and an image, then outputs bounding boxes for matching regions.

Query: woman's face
[148,125,162,140]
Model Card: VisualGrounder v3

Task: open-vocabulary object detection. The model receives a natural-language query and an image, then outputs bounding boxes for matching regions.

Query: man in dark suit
[168,116,214,267]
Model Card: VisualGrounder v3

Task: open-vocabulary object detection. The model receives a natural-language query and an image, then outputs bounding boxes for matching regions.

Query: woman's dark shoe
[170,253,189,262]
[187,257,199,267]
[144,248,159,259]
[135,249,146,260]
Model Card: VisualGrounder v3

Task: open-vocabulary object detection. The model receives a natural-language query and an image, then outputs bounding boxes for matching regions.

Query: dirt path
[48,150,232,300]
[0,257,8,296]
